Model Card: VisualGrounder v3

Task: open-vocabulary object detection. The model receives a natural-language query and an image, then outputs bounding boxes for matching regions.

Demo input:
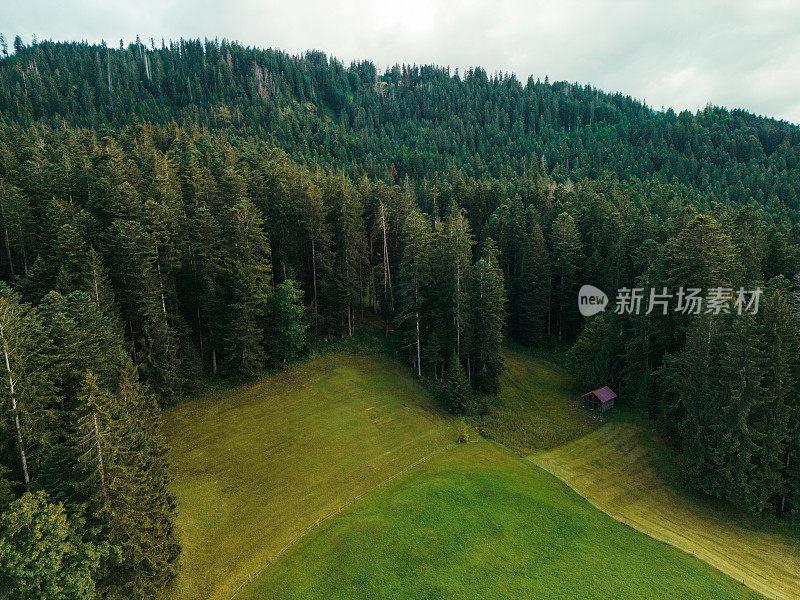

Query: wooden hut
[581,386,616,412]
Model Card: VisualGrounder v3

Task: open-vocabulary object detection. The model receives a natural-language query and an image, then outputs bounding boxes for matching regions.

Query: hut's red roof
[582,386,617,402]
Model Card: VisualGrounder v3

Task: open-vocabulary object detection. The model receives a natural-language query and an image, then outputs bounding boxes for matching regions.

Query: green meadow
[473,348,601,451]
[163,350,794,600]
[536,415,800,600]
[244,441,763,600]
[162,353,456,600]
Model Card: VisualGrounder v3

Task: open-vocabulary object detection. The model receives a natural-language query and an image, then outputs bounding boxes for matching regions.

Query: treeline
[567,212,800,519]
[0,121,724,401]
[0,122,520,396]
[1,37,800,221]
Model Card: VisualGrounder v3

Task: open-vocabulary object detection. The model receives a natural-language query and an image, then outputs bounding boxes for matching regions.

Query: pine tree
[489,200,550,345]
[32,445,79,508]
[72,372,116,498]
[83,248,119,329]
[443,201,474,362]
[664,213,736,291]
[324,174,367,336]
[70,361,180,597]
[0,492,108,600]
[0,178,34,279]
[185,205,225,373]
[221,198,273,378]
[566,314,613,390]
[760,280,800,515]
[445,352,471,414]
[712,315,773,511]
[269,279,307,364]
[468,238,506,393]
[110,219,184,403]
[395,207,432,377]
[298,181,330,334]
[550,212,584,341]
[516,213,550,344]
[661,313,724,482]
[0,285,52,491]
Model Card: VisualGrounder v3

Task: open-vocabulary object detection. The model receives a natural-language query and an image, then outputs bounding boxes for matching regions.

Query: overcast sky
[3,0,800,123]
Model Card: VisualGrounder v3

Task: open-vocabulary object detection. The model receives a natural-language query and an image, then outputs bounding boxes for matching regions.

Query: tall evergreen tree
[0,285,52,491]
[0,492,108,600]
[550,212,585,340]
[468,238,506,393]
[395,207,432,377]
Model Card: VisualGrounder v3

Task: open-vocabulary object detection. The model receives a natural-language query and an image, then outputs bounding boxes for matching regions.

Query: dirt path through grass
[536,421,800,600]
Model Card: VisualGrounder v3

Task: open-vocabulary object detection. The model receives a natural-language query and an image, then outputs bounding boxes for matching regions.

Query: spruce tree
[516,212,550,344]
[442,201,474,365]
[0,284,52,491]
[566,314,613,390]
[395,207,432,377]
[0,492,108,600]
[550,212,584,341]
[760,280,800,515]
[269,279,307,364]
[468,238,506,394]
[221,198,273,378]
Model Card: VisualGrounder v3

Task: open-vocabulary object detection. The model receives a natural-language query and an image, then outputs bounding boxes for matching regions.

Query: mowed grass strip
[474,349,601,451]
[536,419,800,600]
[244,441,764,600]
[162,354,457,600]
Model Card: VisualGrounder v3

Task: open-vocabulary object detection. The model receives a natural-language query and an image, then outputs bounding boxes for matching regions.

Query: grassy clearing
[162,353,457,600]
[536,415,800,600]
[244,441,764,600]
[473,348,601,451]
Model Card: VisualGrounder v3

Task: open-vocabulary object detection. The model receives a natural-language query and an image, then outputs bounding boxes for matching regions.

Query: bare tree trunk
[1,332,29,491]
[311,237,319,334]
[128,320,137,362]
[155,246,168,326]
[92,272,101,306]
[0,198,14,279]
[415,311,421,377]
[12,410,29,491]
[781,454,790,513]
[93,412,107,495]
[547,275,552,337]
[212,350,218,375]
[2,226,12,280]
[380,202,392,324]
[455,260,461,352]
[196,303,204,361]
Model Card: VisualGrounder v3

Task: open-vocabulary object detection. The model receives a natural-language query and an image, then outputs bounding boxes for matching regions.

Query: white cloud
[2,0,799,122]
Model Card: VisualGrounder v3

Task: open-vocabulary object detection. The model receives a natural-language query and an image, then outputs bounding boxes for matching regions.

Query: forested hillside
[0,36,799,599]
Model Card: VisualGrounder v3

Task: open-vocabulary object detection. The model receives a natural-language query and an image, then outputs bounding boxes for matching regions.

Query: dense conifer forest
[0,36,798,598]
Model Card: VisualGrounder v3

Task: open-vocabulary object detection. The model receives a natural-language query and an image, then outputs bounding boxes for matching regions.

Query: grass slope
[536,416,800,600]
[162,354,456,600]
[474,349,601,451]
[244,441,764,600]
